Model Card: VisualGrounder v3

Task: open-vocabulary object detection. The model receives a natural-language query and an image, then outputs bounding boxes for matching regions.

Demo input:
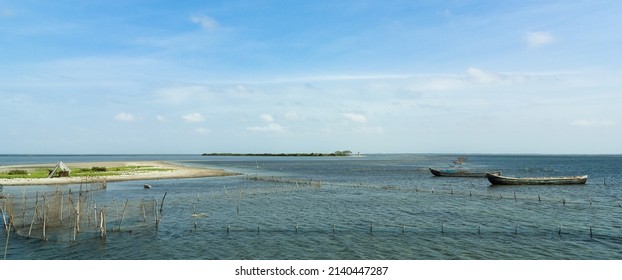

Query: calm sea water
[1,154,621,260]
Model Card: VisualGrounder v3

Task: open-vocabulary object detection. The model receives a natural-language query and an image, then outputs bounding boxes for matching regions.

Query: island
[202,150,354,157]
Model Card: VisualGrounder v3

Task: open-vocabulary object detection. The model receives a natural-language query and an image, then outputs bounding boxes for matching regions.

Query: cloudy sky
[1,0,620,154]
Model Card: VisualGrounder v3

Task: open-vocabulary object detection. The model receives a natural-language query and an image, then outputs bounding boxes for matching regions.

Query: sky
[1,0,621,154]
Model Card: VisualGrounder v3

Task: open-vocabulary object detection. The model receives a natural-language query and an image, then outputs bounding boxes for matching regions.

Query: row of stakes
[189,221,600,239]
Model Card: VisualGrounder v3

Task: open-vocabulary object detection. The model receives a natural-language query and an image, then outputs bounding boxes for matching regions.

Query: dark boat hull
[429,168,500,178]
[486,173,588,185]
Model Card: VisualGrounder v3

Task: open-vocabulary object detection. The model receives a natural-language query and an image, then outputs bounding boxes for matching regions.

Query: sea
[1,154,622,260]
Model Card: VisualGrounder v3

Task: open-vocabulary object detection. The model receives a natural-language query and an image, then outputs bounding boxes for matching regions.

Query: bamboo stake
[142,201,147,223]
[3,217,9,260]
[72,210,77,242]
[42,195,47,241]
[159,192,167,217]
[93,205,97,231]
[28,198,39,238]
[153,200,158,227]
[118,199,129,231]
[76,192,81,233]
[1,204,7,231]
[60,192,64,224]
[100,208,106,239]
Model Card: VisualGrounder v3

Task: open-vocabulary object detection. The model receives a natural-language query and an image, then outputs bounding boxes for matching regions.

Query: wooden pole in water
[159,192,167,217]
[42,195,47,241]
[0,204,7,231]
[60,192,64,224]
[370,221,373,235]
[28,192,40,238]
[153,200,158,226]
[101,208,107,239]
[3,217,10,260]
[119,199,129,231]
[590,226,593,239]
[441,222,444,234]
[142,201,146,223]
[588,196,592,206]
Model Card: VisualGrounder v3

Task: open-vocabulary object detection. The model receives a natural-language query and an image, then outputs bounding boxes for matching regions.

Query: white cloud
[467,67,502,84]
[156,115,167,122]
[343,113,367,123]
[570,119,616,127]
[526,32,555,47]
[191,15,218,30]
[247,114,284,132]
[260,114,274,123]
[182,113,205,123]
[247,123,284,132]
[114,112,136,122]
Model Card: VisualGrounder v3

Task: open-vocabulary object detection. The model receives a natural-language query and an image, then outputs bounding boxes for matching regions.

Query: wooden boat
[485,173,588,185]
[429,168,500,178]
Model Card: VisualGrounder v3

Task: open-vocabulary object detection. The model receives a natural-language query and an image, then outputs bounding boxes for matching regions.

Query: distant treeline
[202,151,353,157]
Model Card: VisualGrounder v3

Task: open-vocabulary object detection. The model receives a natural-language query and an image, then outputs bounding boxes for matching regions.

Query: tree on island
[333,150,352,156]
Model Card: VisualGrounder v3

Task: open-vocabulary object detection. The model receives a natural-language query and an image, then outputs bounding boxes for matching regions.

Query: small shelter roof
[47,161,72,178]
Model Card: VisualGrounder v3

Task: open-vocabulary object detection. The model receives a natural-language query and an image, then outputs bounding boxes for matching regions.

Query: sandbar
[0,161,239,186]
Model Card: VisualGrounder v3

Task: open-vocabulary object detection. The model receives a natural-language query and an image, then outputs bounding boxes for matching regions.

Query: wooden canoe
[485,173,588,185]
[429,168,500,178]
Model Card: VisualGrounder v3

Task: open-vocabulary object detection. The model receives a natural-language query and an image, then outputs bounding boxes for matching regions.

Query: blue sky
[1,0,620,154]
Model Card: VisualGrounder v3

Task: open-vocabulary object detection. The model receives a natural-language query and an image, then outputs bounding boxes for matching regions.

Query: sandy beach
[0,161,238,186]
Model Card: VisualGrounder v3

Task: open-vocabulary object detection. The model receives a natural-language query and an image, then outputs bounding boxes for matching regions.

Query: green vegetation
[0,165,172,179]
[90,166,108,172]
[202,150,353,157]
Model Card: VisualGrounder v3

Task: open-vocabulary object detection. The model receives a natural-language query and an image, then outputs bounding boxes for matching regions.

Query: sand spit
[0,161,238,186]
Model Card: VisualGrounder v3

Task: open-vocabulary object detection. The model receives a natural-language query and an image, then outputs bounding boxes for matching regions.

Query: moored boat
[429,168,500,178]
[485,173,588,185]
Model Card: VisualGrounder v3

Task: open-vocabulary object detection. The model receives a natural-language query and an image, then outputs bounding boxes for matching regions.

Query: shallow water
[1,154,621,259]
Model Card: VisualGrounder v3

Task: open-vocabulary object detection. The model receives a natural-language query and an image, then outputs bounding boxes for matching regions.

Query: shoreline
[0,161,239,186]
